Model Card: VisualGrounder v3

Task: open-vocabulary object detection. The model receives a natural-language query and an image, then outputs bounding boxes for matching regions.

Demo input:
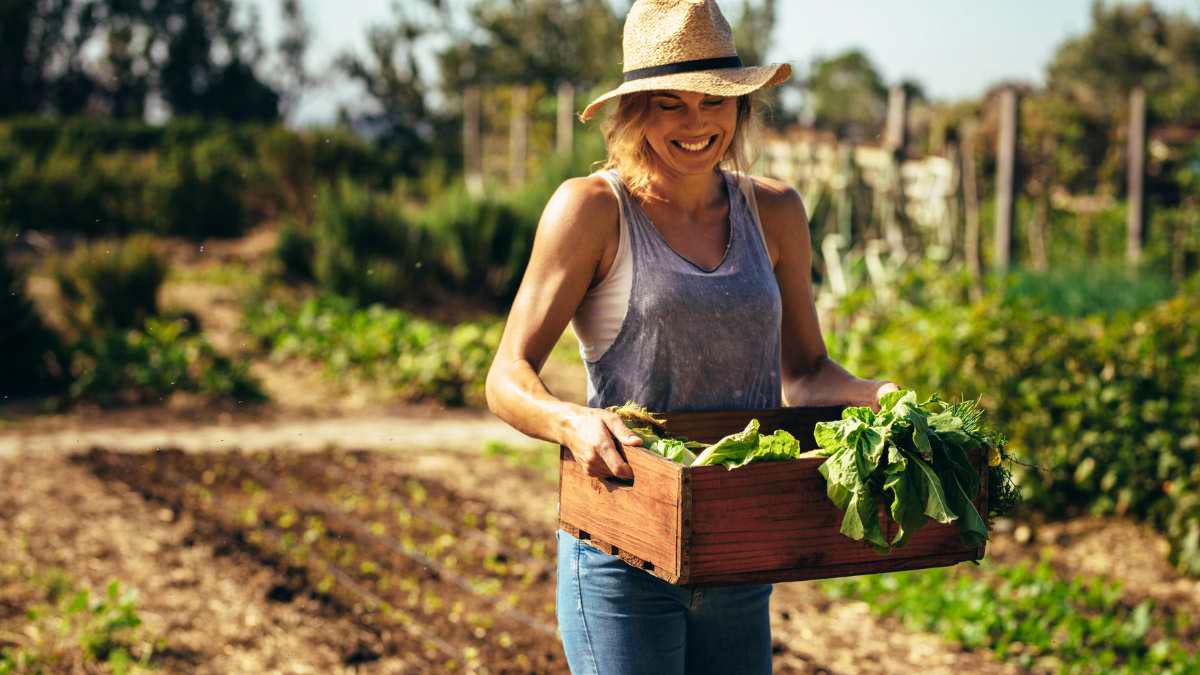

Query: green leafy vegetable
[813,390,1008,552]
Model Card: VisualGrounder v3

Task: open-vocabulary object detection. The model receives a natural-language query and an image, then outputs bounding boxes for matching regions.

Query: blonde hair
[596,91,758,202]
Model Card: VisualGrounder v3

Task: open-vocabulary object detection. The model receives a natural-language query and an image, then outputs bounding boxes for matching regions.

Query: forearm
[485,358,582,446]
[782,355,881,408]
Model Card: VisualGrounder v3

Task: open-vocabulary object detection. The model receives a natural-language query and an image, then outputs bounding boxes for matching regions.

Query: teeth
[676,136,712,152]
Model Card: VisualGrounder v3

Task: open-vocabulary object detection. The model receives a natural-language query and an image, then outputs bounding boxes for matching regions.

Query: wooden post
[883,86,909,255]
[509,85,528,186]
[994,88,1018,273]
[960,120,982,297]
[463,86,483,197]
[884,85,908,155]
[1127,86,1146,266]
[557,81,575,157]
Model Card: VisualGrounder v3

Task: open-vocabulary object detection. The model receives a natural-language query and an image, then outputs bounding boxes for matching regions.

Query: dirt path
[0,405,536,458]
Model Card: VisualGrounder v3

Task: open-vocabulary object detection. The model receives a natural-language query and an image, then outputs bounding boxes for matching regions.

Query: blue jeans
[555,528,774,674]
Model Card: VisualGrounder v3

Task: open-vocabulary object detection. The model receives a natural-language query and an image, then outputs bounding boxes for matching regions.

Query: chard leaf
[910,454,956,524]
[879,388,906,411]
[843,406,877,425]
[818,447,856,509]
[690,419,761,468]
[841,488,888,551]
[939,467,989,549]
[813,422,843,451]
[650,437,697,464]
[849,427,886,481]
[724,429,803,469]
[883,446,930,547]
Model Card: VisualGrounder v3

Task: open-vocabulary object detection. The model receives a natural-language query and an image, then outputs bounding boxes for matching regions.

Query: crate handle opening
[601,475,635,489]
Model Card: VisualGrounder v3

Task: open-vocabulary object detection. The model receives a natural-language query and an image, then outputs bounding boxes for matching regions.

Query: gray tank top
[584,168,782,412]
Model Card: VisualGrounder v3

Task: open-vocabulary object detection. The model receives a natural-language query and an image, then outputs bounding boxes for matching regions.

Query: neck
[641,164,725,214]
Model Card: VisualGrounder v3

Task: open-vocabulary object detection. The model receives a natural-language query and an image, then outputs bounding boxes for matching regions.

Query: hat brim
[579,62,792,123]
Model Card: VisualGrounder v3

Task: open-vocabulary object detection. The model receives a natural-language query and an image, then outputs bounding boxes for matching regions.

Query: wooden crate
[558,405,988,586]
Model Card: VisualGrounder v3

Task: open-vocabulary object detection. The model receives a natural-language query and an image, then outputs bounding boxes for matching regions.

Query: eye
[703,98,724,106]
[658,103,681,111]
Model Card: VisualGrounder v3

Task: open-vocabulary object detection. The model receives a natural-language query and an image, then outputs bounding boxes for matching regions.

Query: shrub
[48,235,168,335]
[150,132,252,238]
[0,234,66,396]
[241,292,500,407]
[66,316,265,407]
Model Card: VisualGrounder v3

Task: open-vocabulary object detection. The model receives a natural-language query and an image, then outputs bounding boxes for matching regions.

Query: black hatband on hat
[622,56,744,82]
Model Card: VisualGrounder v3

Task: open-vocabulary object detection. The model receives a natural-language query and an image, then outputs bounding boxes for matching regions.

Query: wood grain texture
[558,443,684,581]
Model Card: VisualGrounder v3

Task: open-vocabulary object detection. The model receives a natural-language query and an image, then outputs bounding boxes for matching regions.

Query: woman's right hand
[560,406,642,479]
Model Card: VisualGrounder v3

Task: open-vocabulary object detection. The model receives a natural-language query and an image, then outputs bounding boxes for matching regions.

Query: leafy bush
[275,216,315,281]
[307,177,435,305]
[0,234,66,396]
[65,317,265,407]
[0,117,407,239]
[149,131,252,238]
[48,235,168,334]
[290,132,606,308]
[997,263,1176,317]
[241,292,500,406]
[829,267,1200,575]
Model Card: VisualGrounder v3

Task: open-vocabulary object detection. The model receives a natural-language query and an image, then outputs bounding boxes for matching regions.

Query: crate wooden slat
[558,405,989,586]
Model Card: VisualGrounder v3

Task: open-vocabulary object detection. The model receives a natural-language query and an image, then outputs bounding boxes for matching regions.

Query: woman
[485,1,898,672]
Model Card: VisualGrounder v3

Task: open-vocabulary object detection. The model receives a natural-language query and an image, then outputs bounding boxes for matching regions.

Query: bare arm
[753,177,897,410]
[485,177,641,478]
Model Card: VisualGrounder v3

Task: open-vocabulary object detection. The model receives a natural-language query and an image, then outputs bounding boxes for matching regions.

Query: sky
[250,0,1200,126]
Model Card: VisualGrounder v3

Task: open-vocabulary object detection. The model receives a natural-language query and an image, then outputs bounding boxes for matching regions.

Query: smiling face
[641,90,738,177]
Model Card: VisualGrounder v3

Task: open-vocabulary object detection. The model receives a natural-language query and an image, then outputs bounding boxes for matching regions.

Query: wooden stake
[994,88,1018,273]
[1127,86,1146,266]
[509,85,528,186]
[961,120,982,297]
[557,81,575,157]
[463,86,482,197]
[884,85,908,155]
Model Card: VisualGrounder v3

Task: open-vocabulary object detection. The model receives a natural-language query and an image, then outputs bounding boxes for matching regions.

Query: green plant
[812,391,1005,552]
[820,555,1200,673]
[48,235,168,335]
[241,292,501,406]
[0,573,159,675]
[65,316,265,407]
[0,234,65,396]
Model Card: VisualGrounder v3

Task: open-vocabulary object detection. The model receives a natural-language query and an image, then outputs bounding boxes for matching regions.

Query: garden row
[80,447,566,673]
[72,445,1200,673]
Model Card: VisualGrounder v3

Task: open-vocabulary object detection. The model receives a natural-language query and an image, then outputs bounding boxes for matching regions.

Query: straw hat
[579,0,792,123]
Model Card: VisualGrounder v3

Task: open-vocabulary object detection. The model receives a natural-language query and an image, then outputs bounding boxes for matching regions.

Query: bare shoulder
[744,175,809,264]
[746,175,806,222]
[543,175,618,237]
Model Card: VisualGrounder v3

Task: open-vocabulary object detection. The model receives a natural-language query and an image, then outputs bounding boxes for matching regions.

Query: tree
[435,0,622,93]
[335,5,439,170]
[0,0,290,122]
[1045,1,1200,194]
[805,49,888,141]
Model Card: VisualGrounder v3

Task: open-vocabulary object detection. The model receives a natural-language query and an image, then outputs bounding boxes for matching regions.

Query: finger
[604,415,643,446]
[595,437,633,479]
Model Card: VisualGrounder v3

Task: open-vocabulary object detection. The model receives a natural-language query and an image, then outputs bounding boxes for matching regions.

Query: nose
[683,103,703,128]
